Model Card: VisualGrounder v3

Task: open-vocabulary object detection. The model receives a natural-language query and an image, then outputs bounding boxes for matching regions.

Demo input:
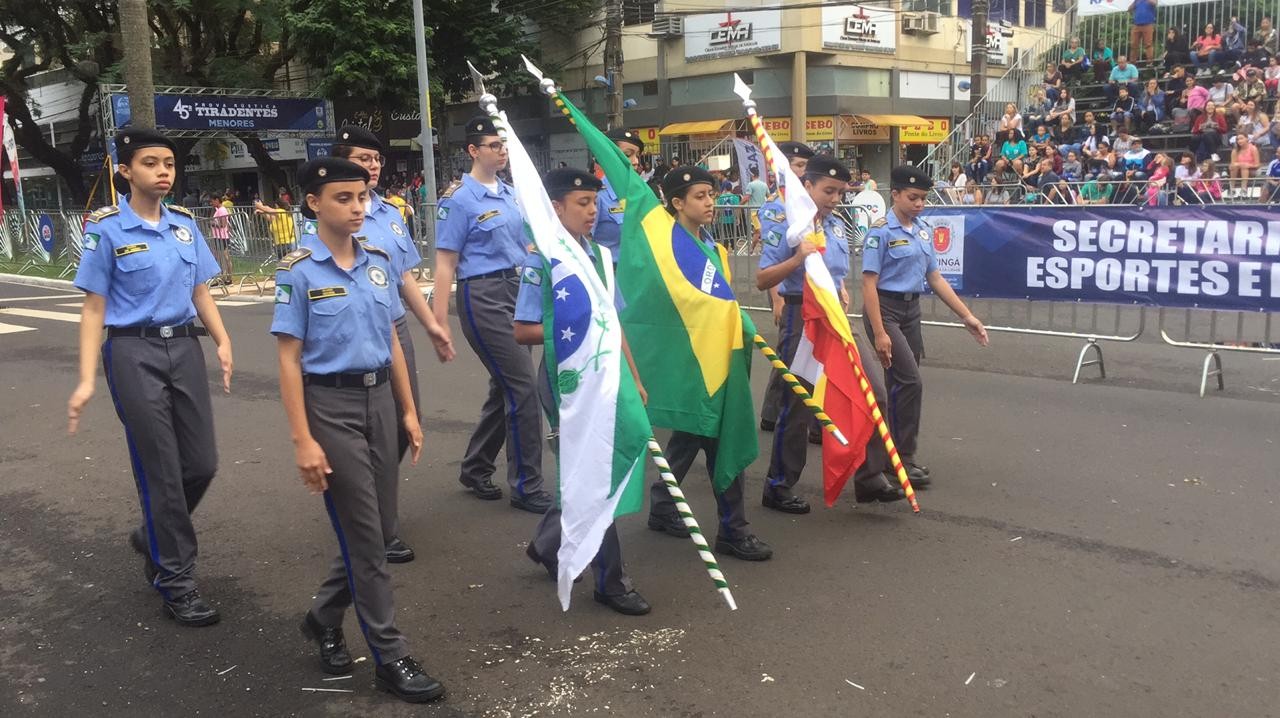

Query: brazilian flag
[552,93,758,493]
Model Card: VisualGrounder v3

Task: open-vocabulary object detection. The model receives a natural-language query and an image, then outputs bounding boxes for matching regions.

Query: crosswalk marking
[57,302,83,308]
[215,300,258,307]
[0,322,37,335]
[0,308,81,323]
[0,293,83,303]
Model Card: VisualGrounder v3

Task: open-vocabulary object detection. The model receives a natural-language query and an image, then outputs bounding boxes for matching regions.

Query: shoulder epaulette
[871,218,888,229]
[86,206,120,224]
[168,205,195,218]
[440,180,463,199]
[277,247,312,270]
[359,239,391,260]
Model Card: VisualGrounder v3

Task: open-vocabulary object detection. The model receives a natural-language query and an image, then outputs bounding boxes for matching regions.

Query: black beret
[804,154,852,183]
[465,115,499,139]
[544,168,603,200]
[662,166,716,199]
[297,157,370,219]
[890,164,934,190]
[605,127,645,153]
[116,129,176,164]
[777,141,815,160]
[334,125,384,154]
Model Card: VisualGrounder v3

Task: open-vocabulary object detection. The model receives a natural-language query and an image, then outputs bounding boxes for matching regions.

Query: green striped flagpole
[647,438,738,611]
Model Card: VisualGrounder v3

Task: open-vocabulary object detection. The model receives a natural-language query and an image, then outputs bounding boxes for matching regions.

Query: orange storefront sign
[899,118,951,144]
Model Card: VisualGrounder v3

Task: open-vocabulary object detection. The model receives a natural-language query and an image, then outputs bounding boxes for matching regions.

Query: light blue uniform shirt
[74,198,220,327]
[298,192,418,321]
[514,239,616,323]
[270,239,396,375]
[592,176,625,258]
[861,210,938,293]
[758,210,850,295]
[434,174,528,279]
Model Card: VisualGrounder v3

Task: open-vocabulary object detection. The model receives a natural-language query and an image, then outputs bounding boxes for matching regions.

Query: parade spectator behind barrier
[1238,100,1271,148]
[1036,157,1069,204]
[1043,62,1064,104]
[986,158,1019,204]
[715,180,742,248]
[1053,115,1083,157]
[1236,41,1270,82]
[1084,139,1113,179]
[1221,17,1247,69]
[969,133,995,163]
[1237,69,1268,109]
[1062,150,1084,181]
[1187,79,1210,118]
[1229,132,1261,197]
[253,198,298,259]
[1261,56,1279,95]
[998,102,1024,140]
[1255,16,1279,55]
[1049,88,1076,125]
[1163,28,1192,73]
[1173,154,1196,194]
[1092,39,1116,83]
[1189,159,1224,202]
[1170,87,1194,131]
[1129,0,1158,63]
[1029,123,1054,156]
[1079,113,1107,158]
[1208,78,1236,116]
[1061,37,1087,82]
[1112,125,1135,153]
[999,128,1028,162]
[1164,65,1191,116]
[1025,88,1053,128]
[1266,117,1280,150]
[1080,174,1114,204]
[944,162,972,204]
[1146,154,1174,205]
[1106,55,1142,104]
[1123,136,1154,180]
[966,144,991,185]
[1138,79,1166,131]
[1193,101,1229,161]
[210,195,233,285]
[1264,145,1280,201]
[1111,86,1138,131]
[1191,23,1224,76]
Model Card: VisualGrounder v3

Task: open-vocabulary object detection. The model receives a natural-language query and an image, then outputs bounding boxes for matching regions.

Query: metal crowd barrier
[1157,307,1280,397]
[930,175,1280,208]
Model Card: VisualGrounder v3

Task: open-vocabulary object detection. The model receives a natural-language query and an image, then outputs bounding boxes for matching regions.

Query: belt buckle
[362,372,376,387]
[159,326,174,339]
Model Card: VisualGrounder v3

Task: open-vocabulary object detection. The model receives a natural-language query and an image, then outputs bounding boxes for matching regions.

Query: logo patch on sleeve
[865,235,879,249]
[275,284,292,304]
[436,205,450,221]
[114,243,150,257]
[764,230,782,247]
[82,233,99,251]
[521,267,542,286]
[307,286,349,301]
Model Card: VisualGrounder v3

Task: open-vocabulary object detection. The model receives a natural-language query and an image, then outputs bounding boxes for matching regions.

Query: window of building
[807,67,892,98]
[1023,0,1047,27]
[623,0,656,26]
[958,0,1019,24]
[903,0,952,15]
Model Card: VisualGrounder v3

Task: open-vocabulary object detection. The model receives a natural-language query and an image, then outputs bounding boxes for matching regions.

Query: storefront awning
[845,114,930,127]
[658,119,734,136]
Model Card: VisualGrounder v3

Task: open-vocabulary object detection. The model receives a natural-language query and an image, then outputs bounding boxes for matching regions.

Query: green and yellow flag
[552,92,758,493]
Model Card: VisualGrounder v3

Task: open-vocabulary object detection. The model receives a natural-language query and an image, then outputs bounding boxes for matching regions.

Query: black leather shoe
[646,513,690,538]
[299,611,353,675]
[129,529,158,584]
[525,544,581,583]
[459,475,503,500]
[385,537,415,564]
[375,656,446,703]
[854,483,905,503]
[714,534,773,561]
[163,590,220,627]
[762,494,811,514]
[510,490,553,514]
[906,464,932,488]
[759,418,776,432]
[594,590,652,616]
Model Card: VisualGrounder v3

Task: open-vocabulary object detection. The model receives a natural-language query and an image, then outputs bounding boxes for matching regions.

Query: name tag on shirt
[609,206,625,214]
[115,243,149,257]
[887,239,911,249]
[308,286,349,301]
[477,209,501,223]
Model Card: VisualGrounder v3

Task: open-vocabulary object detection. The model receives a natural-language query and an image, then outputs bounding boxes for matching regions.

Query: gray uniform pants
[863,295,924,460]
[104,336,217,601]
[649,432,750,540]
[457,275,544,497]
[377,316,419,542]
[527,356,631,597]
[307,382,408,666]
[765,303,894,498]
[760,367,785,425]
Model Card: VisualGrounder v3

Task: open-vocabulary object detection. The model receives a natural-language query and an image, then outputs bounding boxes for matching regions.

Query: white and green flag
[496,109,652,610]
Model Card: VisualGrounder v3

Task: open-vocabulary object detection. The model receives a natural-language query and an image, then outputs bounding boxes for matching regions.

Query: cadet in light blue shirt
[591,127,647,259]
[432,115,551,513]
[68,128,233,628]
[861,165,989,489]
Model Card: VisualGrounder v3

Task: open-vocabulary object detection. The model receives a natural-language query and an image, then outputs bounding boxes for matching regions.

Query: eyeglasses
[476,141,507,152]
[350,153,384,166]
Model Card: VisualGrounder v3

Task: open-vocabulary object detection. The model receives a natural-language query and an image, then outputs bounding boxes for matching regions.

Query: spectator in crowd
[1080,115,1108,160]
[1049,88,1076,125]
[969,133,995,163]
[966,145,991,185]
[1189,158,1224,202]
[1060,36,1087,82]
[1053,115,1082,157]
[986,158,1019,204]
[1087,140,1119,180]
[1025,88,1053,127]
[1228,131,1261,197]
[1080,175,1114,204]
[998,102,1024,139]
[1237,40,1270,82]
[1191,23,1224,77]
[1036,157,1069,204]
[1043,62,1064,104]
[1163,28,1193,73]
[1112,125,1135,153]
[1129,0,1158,63]
[1173,153,1196,185]
[999,129,1028,162]
[1123,136,1153,180]
[1187,79,1210,121]
[1265,117,1280,150]
[1138,78,1166,131]
[254,198,298,259]
[209,195,233,285]
[1237,69,1268,108]
[859,168,878,192]
[1029,123,1054,155]
[1193,101,1229,161]
[1062,150,1084,181]
[1106,55,1142,103]
[1145,154,1174,205]
[944,162,971,204]
[1255,16,1278,55]
[1208,77,1235,108]
[1163,65,1191,115]
[714,180,742,247]
[1238,100,1272,148]
[1111,85,1138,131]
[1264,145,1280,201]
[1221,16,1248,69]
[1091,39,1116,83]
[1265,56,1280,96]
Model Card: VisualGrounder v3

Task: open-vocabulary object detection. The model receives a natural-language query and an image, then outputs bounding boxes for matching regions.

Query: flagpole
[735,79,919,514]
[750,333,848,446]
[647,439,737,611]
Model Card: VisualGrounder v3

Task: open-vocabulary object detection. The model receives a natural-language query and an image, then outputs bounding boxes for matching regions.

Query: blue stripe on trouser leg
[767,306,797,490]
[887,367,901,446]
[102,339,170,600]
[462,281,529,496]
[323,491,382,666]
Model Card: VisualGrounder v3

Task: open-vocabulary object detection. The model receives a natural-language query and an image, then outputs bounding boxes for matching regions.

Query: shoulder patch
[440,181,463,199]
[86,206,120,224]
[168,205,195,218]
[360,240,391,260]
[277,247,312,270]
[871,218,888,229]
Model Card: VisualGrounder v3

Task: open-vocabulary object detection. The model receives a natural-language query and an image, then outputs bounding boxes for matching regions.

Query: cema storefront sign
[684,10,782,62]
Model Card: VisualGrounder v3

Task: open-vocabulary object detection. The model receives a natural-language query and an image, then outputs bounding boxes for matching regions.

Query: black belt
[878,289,921,302]
[304,367,390,389]
[459,268,517,282]
[782,294,803,305]
[107,324,206,339]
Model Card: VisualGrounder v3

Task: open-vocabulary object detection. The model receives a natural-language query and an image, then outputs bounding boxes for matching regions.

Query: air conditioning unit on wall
[903,12,941,35]
[651,14,683,37]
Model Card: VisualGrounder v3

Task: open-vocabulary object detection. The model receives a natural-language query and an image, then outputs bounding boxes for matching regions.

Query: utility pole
[604,0,624,129]
[969,0,989,114]
[411,0,438,212]
[119,0,156,128]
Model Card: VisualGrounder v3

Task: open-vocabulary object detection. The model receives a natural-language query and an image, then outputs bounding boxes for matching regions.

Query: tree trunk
[119,0,156,129]
[236,134,289,198]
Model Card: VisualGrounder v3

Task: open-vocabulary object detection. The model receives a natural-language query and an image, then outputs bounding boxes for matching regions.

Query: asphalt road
[2,277,1279,717]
